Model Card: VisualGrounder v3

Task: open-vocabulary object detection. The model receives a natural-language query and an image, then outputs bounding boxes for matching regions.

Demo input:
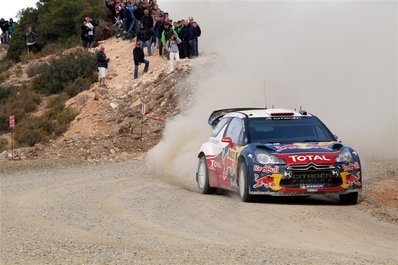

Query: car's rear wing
[208,108,266,128]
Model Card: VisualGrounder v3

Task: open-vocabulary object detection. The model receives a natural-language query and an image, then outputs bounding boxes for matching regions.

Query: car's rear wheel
[238,161,253,202]
[197,156,216,194]
[339,192,358,205]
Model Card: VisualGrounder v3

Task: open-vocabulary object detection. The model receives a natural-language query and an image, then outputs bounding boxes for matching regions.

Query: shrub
[15,127,48,147]
[0,85,41,132]
[26,62,49,78]
[0,138,7,153]
[31,51,97,95]
[0,70,10,83]
[65,77,94,97]
[14,116,50,146]
[0,85,12,100]
[0,59,13,72]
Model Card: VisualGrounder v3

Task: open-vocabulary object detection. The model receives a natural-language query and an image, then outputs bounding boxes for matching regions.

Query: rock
[98,86,108,96]
[110,102,118,109]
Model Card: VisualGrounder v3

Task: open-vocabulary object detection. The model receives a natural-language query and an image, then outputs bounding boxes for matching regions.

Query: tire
[196,156,216,194]
[339,192,358,205]
[238,160,253,202]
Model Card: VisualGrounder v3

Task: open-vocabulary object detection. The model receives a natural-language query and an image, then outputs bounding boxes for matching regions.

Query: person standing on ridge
[166,34,182,73]
[96,46,110,87]
[133,41,149,79]
[25,26,37,53]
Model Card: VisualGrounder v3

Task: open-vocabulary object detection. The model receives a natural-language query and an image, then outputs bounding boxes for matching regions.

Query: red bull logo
[345,173,361,186]
[253,165,279,173]
[342,162,360,171]
[253,174,275,189]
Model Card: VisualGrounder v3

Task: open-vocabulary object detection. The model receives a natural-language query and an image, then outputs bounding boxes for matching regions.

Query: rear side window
[211,117,231,137]
[225,118,244,144]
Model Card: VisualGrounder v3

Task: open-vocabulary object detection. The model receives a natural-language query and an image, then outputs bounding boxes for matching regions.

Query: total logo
[288,154,331,162]
[278,153,338,165]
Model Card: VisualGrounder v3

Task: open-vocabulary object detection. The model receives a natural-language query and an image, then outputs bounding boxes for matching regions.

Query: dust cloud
[147,1,397,185]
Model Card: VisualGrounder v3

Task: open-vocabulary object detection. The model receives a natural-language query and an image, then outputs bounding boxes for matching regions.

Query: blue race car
[196,108,362,204]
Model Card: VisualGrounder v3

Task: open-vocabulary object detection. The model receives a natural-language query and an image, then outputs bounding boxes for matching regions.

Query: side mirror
[222,136,235,148]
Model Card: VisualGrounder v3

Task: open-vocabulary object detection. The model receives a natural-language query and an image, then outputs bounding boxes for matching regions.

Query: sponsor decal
[253,174,275,189]
[340,172,362,188]
[276,142,332,151]
[346,172,361,186]
[288,154,331,163]
[253,165,279,173]
[226,149,238,161]
[276,153,338,165]
[209,160,222,169]
[342,162,360,171]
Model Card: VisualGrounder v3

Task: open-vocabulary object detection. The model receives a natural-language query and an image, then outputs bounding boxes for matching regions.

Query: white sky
[1,0,38,21]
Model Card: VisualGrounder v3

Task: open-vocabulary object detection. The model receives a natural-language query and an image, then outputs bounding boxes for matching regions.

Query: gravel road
[1,159,397,265]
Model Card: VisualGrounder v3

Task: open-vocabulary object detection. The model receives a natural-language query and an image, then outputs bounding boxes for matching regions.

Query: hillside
[0,37,199,162]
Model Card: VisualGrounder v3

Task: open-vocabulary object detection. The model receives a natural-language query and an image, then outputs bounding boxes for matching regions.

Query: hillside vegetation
[0,0,111,151]
[5,0,108,62]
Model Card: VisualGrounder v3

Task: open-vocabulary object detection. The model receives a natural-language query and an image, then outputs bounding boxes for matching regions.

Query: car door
[219,117,245,189]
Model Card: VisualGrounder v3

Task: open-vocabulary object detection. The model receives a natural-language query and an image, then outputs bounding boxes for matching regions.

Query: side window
[211,118,230,137]
[225,118,244,144]
[315,126,329,140]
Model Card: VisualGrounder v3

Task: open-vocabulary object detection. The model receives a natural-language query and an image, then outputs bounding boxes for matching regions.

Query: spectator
[161,23,177,59]
[0,18,10,43]
[105,0,116,23]
[133,41,149,79]
[175,20,186,58]
[126,2,138,35]
[25,26,37,53]
[154,15,165,56]
[166,34,182,73]
[85,17,95,48]
[8,18,15,40]
[81,21,90,51]
[137,23,152,55]
[96,46,110,87]
[141,9,153,30]
[184,17,199,58]
[191,18,201,56]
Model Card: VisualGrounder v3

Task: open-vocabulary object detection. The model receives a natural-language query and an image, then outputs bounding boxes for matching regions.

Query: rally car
[196,108,362,204]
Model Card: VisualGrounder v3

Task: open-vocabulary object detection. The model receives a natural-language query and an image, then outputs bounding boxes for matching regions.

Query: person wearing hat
[133,41,149,79]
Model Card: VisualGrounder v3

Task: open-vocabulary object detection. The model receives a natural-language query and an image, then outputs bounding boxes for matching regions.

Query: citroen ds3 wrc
[196,108,362,204]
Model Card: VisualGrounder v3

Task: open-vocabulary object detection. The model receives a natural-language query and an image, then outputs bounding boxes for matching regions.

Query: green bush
[31,51,97,95]
[0,138,7,153]
[65,77,94,97]
[15,127,48,147]
[0,85,41,132]
[26,62,49,78]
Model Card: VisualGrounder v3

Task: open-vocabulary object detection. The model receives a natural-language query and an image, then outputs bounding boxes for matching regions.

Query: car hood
[252,141,343,165]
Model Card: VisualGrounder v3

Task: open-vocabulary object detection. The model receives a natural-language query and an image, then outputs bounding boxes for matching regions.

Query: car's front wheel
[197,156,216,194]
[339,192,358,205]
[238,160,253,202]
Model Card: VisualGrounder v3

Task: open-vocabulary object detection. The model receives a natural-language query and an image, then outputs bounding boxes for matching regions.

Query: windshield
[247,116,336,143]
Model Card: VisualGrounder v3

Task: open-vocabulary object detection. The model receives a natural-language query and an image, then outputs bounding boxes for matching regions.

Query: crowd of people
[97,0,203,84]
[0,18,15,44]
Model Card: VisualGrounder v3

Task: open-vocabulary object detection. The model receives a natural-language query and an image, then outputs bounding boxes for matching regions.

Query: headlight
[335,148,353,163]
[254,151,286,164]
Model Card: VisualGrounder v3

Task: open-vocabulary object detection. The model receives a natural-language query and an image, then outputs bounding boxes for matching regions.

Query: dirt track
[1,159,397,265]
